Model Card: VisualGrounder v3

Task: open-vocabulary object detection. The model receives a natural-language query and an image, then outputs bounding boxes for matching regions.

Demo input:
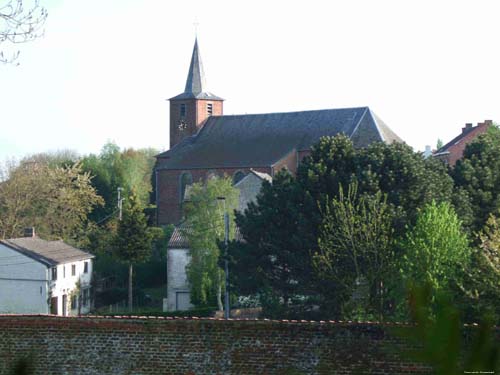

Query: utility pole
[217,196,230,319]
[223,211,230,319]
[117,187,124,221]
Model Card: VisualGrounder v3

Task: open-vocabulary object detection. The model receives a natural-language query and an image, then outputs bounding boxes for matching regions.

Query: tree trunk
[217,271,223,312]
[128,263,133,312]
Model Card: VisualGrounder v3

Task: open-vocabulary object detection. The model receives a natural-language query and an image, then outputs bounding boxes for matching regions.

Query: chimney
[462,123,473,134]
[423,145,432,158]
[23,227,36,238]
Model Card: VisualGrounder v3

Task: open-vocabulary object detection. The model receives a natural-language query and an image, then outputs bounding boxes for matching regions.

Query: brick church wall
[157,166,272,225]
[0,315,448,374]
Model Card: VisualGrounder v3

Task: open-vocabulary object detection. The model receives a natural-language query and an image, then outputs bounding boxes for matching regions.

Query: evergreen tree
[231,135,454,318]
[112,189,155,311]
[453,125,500,232]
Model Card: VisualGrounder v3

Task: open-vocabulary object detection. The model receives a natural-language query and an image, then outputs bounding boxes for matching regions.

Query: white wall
[50,259,93,315]
[235,173,265,212]
[167,248,193,311]
[0,243,93,316]
[0,244,49,314]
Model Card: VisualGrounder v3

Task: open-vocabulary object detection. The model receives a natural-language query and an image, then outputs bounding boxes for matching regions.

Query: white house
[0,229,93,316]
[166,170,272,311]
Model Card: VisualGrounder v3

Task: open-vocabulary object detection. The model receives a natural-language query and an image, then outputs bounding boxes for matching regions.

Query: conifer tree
[113,189,154,311]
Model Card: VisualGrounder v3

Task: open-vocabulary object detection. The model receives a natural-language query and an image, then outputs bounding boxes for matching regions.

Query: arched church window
[180,104,186,118]
[179,172,193,202]
[233,171,246,185]
[206,170,217,180]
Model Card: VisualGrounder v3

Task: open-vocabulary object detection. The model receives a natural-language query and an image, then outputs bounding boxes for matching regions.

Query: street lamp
[217,196,230,319]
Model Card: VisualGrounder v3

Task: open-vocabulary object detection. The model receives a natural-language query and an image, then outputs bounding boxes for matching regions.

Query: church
[155,39,403,226]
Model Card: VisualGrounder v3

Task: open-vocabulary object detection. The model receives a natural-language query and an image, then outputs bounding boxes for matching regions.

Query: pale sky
[1,0,499,161]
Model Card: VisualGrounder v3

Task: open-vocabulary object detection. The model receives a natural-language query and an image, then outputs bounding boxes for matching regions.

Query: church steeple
[184,38,206,96]
[169,38,224,149]
[170,38,222,101]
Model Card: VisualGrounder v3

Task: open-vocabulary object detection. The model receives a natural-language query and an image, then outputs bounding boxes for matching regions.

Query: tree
[459,214,500,322]
[112,189,155,311]
[80,142,159,223]
[182,176,239,310]
[0,0,47,64]
[0,160,103,241]
[453,125,500,232]
[230,135,454,318]
[313,183,395,319]
[399,201,470,301]
[436,138,444,149]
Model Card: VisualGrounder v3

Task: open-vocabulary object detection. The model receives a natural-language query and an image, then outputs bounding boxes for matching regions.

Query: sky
[1,0,499,161]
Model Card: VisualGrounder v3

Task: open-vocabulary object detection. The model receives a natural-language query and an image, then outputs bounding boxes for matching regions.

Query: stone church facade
[155,38,403,226]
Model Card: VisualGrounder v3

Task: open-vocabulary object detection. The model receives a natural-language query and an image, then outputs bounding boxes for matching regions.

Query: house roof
[168,224,243,249]
[435,121,491,154]
[169,38,223,101]
[0,237,94,267]
[157,107,402,170]
[248,169,273,183]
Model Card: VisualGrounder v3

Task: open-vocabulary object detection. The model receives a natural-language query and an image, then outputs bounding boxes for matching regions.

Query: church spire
[170,38,223,101]
[184,38,206,95]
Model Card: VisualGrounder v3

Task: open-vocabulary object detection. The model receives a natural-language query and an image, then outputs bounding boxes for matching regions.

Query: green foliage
[113,189,155,264]
[399,201,470,296]
[0,160,103,241]
[98,306,217,317]
[183,176,239,308]
[436,138,444,149]
[8,356,34,375]
[80,142,159,222]
[313,183,395,319]
[453,125,500,232]
[459,214,500,322]
[394,284,499,374]
[231,135,453,318]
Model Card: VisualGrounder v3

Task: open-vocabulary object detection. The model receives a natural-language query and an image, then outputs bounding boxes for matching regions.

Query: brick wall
[435,120,492,166]
[0,315,440,375]
[169,99,223,149]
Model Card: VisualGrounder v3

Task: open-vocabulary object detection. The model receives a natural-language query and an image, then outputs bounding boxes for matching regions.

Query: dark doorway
[50,296,58,315]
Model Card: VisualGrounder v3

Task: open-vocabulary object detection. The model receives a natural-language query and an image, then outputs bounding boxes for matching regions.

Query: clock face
[178,120,187,131]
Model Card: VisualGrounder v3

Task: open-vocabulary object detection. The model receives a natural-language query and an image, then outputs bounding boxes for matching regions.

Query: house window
[63,266,66,278]
[179,172,193,203]
[71,264,76,276]
[180,103,186,117]
[84,261,89,273]
[51,267,57,281]
[71,295,77,310]
[207,103,213,116]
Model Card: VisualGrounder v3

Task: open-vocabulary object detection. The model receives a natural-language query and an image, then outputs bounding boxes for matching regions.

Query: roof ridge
[209,106,370,119]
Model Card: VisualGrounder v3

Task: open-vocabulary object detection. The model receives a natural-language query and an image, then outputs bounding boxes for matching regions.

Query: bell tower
[169,38,224,149]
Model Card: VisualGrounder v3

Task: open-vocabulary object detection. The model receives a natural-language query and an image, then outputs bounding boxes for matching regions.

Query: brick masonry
[435,120,492,166]
[156,166,272,225]
[0,315,448,374]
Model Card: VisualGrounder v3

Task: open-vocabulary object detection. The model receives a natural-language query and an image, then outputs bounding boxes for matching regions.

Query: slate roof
[170,38,223,101]
[157,107,402,170]
[168,224,243,249]
[0,237,94,267]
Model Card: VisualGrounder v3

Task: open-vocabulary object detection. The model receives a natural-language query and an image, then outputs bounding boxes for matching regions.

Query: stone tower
[169,38,224,149]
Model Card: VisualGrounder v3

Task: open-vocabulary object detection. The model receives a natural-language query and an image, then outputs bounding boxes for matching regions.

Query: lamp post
[217,196,230,319]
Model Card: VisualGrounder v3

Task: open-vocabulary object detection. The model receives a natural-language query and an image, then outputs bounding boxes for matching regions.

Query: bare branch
[0,0,48,64]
